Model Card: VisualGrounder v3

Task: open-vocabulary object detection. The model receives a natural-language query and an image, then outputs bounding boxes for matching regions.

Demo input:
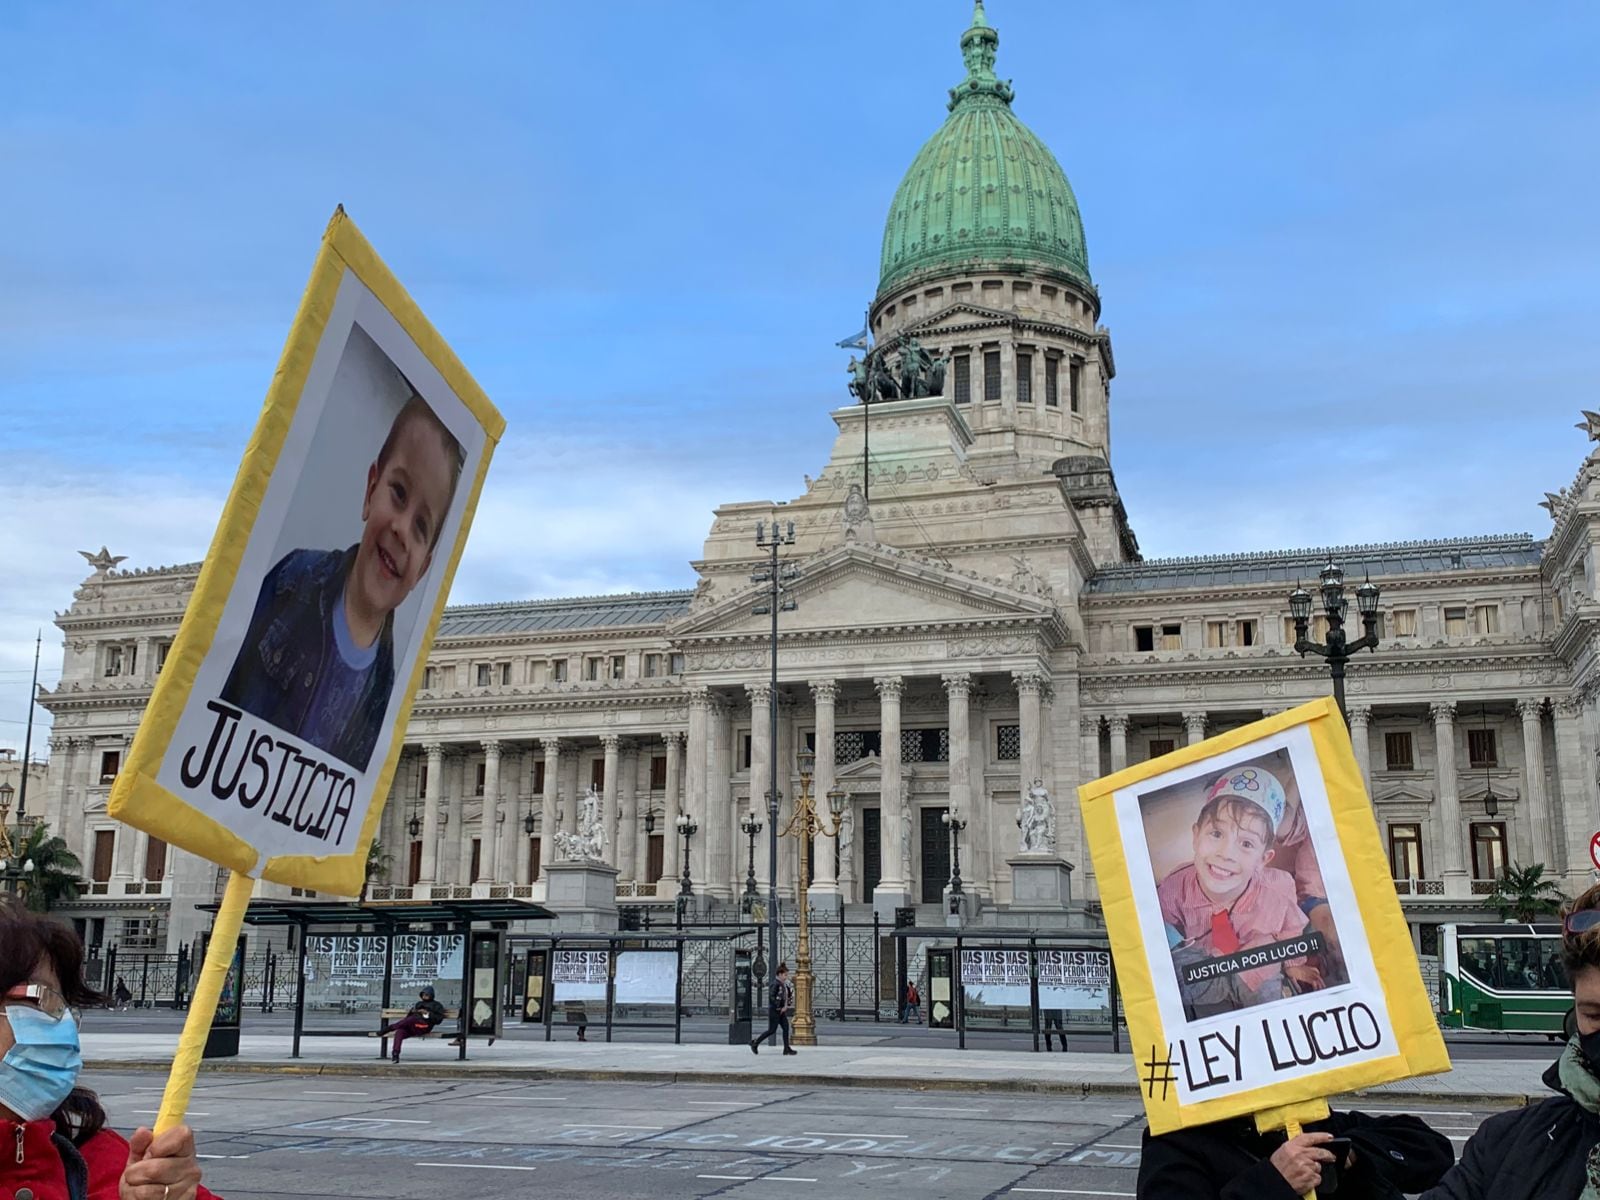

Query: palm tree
[1484,862,1565,923]
[9,821,84,913]
[359,838,392,902]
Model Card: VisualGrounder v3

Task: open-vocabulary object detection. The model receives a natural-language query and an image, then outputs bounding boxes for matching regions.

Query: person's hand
[1268,1131,1336,1195]
[1285,962,1325,991]
[120,1125,204,1200]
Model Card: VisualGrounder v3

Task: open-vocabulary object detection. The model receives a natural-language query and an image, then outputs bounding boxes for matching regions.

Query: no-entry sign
[1590,831,1600,872]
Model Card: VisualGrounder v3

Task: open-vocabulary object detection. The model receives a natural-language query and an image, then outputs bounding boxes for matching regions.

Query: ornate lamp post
[0,781,33,898]
[740,812,763,911]
[781,745,845,1046]
[942,809,968,897]
[675,813,698,898]
[754,518,798,1005]
[1288,561,1380,725]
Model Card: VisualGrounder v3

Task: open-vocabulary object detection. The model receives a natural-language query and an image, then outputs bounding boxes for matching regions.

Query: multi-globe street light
[1288,561,1381,724]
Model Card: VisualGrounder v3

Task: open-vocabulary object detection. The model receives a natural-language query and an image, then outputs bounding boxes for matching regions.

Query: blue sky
[2,1,1598,753]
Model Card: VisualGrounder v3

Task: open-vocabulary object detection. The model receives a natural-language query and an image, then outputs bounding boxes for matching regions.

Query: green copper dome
[877,2,1091,299]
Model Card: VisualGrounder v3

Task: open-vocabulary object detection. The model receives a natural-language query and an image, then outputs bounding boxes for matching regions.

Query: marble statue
[842,482,876,543]
[554,784,606,862]
[899,797,914,875]
[1017,779,1057,854]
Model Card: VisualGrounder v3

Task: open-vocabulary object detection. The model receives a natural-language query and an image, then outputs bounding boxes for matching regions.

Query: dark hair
[0,899,106,1144]
[776,963,789,975]
[375,392,466,550]
[1194,794,1276,852]
[1562,883,1600,982]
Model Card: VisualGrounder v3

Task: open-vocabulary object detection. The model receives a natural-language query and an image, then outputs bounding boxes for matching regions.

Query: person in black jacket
[1421,882,1600,1200]
[751,963,796,1056]
[389,985,447,1063]
[1138,1108,1453,1199]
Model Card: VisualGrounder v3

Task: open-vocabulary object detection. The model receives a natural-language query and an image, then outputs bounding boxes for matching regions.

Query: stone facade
[32,5,1600,954]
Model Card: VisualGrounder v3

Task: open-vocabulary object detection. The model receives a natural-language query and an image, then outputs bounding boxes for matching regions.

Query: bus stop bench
[372,1008,483,1055]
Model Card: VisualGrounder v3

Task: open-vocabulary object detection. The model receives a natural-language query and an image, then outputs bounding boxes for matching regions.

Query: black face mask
[1579,1027,1600,1073]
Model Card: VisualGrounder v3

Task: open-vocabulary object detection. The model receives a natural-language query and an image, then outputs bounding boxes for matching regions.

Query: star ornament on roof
[79,547,126,576]
[1577,410,1600,442]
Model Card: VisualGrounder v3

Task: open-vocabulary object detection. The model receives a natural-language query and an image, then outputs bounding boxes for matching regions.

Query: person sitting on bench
[389,985,446,1063]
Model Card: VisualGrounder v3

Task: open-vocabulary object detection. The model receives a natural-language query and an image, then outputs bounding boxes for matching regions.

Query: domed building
[36,4,1600,992]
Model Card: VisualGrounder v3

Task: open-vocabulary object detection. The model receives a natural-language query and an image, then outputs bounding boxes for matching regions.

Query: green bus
[1439,923,1576,1039]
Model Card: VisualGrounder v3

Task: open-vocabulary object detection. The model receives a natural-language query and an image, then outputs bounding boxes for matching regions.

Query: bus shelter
[511,929,758,1046]
[201,898,555,1060]
[892,927,1123,1052]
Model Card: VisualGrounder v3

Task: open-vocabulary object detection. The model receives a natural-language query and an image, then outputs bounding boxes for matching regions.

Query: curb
[85,1059,1535,1109]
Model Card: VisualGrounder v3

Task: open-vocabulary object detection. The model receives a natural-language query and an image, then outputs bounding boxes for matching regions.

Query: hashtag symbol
[1142,1043,1178,1101]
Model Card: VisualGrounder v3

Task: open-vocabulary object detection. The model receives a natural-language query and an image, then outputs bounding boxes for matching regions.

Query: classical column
[663,732,684,886]
[452,752,473,885]
[685,690,710,889]
[1182,711,1208,747]
[875,676,907,894]
[1347,706,1373,793]
[1554,698,1592,884]
[1107,716,1130,774]
[775,693,797,890]
[709,695,734,898]
[1516,699,1556,871]
[44,737,70,836]
[1430,702,1467,894]
[617,741,639,882]
[1080,716,1103,783]
[66,737,92,861]
[508,749,530,886]
[746,682,774,886]
[538,737,563,878]
[601,734,622,868]
[811,682,840,894]
[419,741,443,884]
[943,674,973,894]
[1014,671,1046,789]
[478,740,501,884]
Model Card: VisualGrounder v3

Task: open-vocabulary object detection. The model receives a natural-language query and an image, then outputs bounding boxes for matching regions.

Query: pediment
[835,753,882,780]
[1373,784,1434,805]
[669,543,1057,641]
[903,303,1014,339]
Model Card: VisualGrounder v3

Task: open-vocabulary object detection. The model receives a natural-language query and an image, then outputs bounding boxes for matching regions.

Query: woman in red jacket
[0,899,218,1200]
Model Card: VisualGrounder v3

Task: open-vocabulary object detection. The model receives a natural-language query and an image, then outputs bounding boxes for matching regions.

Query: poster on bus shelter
[109,209,504,897]
[1078,697,1449,1134]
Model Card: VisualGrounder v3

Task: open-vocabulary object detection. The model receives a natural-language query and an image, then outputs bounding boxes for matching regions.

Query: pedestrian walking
[113,976,132,1011]
[751,963,796,1056]
[905,980,923,1024]
[1042,1006,1066,1051]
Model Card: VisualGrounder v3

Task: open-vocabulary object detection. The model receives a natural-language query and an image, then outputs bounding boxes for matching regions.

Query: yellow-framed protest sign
[1079,697,1449,1136]
[106,209,504,1131]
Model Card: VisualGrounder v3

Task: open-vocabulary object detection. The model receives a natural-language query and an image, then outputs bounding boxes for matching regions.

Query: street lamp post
[781,745,845,1046]
[753,518,798,1008]
[0,781,34,898]
[676,814,698,898]
[741,813,763,910]
[1289,561,1380,725]
[942,810,968,897]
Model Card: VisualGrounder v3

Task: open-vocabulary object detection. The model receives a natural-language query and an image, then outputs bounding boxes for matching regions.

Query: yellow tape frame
[1079,697,1450,1134]
[108,208,504,897]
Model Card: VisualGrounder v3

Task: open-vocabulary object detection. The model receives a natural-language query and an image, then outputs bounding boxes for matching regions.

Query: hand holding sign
[108,210,504,1130]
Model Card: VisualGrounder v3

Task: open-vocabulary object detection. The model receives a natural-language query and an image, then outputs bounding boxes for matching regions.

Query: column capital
[1346,705,1372,726]
[1182,711,1208,733]
[1080,715,1102,736]
[47,736,68,755]
[809,680,839,705]
[687,685,712,708]
[482,738,502,758]
[1105,714,1130,735]
[874,675,905,700]
[1429,701,1457,726]
[538,736,566,755]
[663,730,687,748]
[1555,695,1582,719]
[423,740,444,757]
[745,681,773,706]
[601,733,623,752]
[941,672,973,698]
[1012,670,1047,695]
[1516,697,1547,722]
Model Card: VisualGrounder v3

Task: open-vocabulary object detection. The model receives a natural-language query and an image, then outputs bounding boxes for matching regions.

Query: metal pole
[1331,656,1349,727]
[17,632,39,820]
[766,532,781,1010]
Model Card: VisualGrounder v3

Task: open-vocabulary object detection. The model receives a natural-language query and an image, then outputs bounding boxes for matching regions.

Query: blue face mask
[0,1005,82,1122]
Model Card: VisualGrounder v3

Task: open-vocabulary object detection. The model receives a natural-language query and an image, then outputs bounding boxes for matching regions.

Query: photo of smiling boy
[220,391,464,771]
[1155,764,1326,1018]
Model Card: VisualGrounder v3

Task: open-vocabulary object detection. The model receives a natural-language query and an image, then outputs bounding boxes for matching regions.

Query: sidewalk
[82,1029,1555,1107]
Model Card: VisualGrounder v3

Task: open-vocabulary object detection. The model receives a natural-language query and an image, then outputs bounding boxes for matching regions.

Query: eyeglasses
[1564,909,1600,939]
[1,982,78,1022]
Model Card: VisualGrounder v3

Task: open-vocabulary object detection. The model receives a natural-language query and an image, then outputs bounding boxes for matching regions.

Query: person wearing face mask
[1421,882,1600,1200]
[0,899,219,1200]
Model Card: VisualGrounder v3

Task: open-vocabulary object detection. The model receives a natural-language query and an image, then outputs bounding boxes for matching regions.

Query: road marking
[894,1104,988,1114]
[304,1090,370,1096]
[688,1101,752,1107]
[801,1132,908,1139]
[770,1178,818,1183]
[343,1117,431,1124]
[416,1162,538,1172]
[1361,1109,1483,1118]
[562,1123,664,1130]
[1447,1135,1470,1143]
[698,1175,755,1181]
[133,1110,208,1117]
[1010,1190,1136,1198]
[1061,1143,1141,1151]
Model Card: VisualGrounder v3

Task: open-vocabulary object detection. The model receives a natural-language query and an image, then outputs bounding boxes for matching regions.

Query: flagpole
[17,631,39,820]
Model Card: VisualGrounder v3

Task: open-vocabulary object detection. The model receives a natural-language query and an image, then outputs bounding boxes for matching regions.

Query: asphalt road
[83,1005,1566,1059]
[84,1068,1497,1200]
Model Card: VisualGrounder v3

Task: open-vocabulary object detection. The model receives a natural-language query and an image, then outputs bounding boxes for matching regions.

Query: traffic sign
[1589,830,1600,872]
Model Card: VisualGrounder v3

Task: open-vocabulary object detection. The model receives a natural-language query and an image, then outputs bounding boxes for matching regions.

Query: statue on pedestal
[554,784,606,862]
[1017,779,1057,854]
